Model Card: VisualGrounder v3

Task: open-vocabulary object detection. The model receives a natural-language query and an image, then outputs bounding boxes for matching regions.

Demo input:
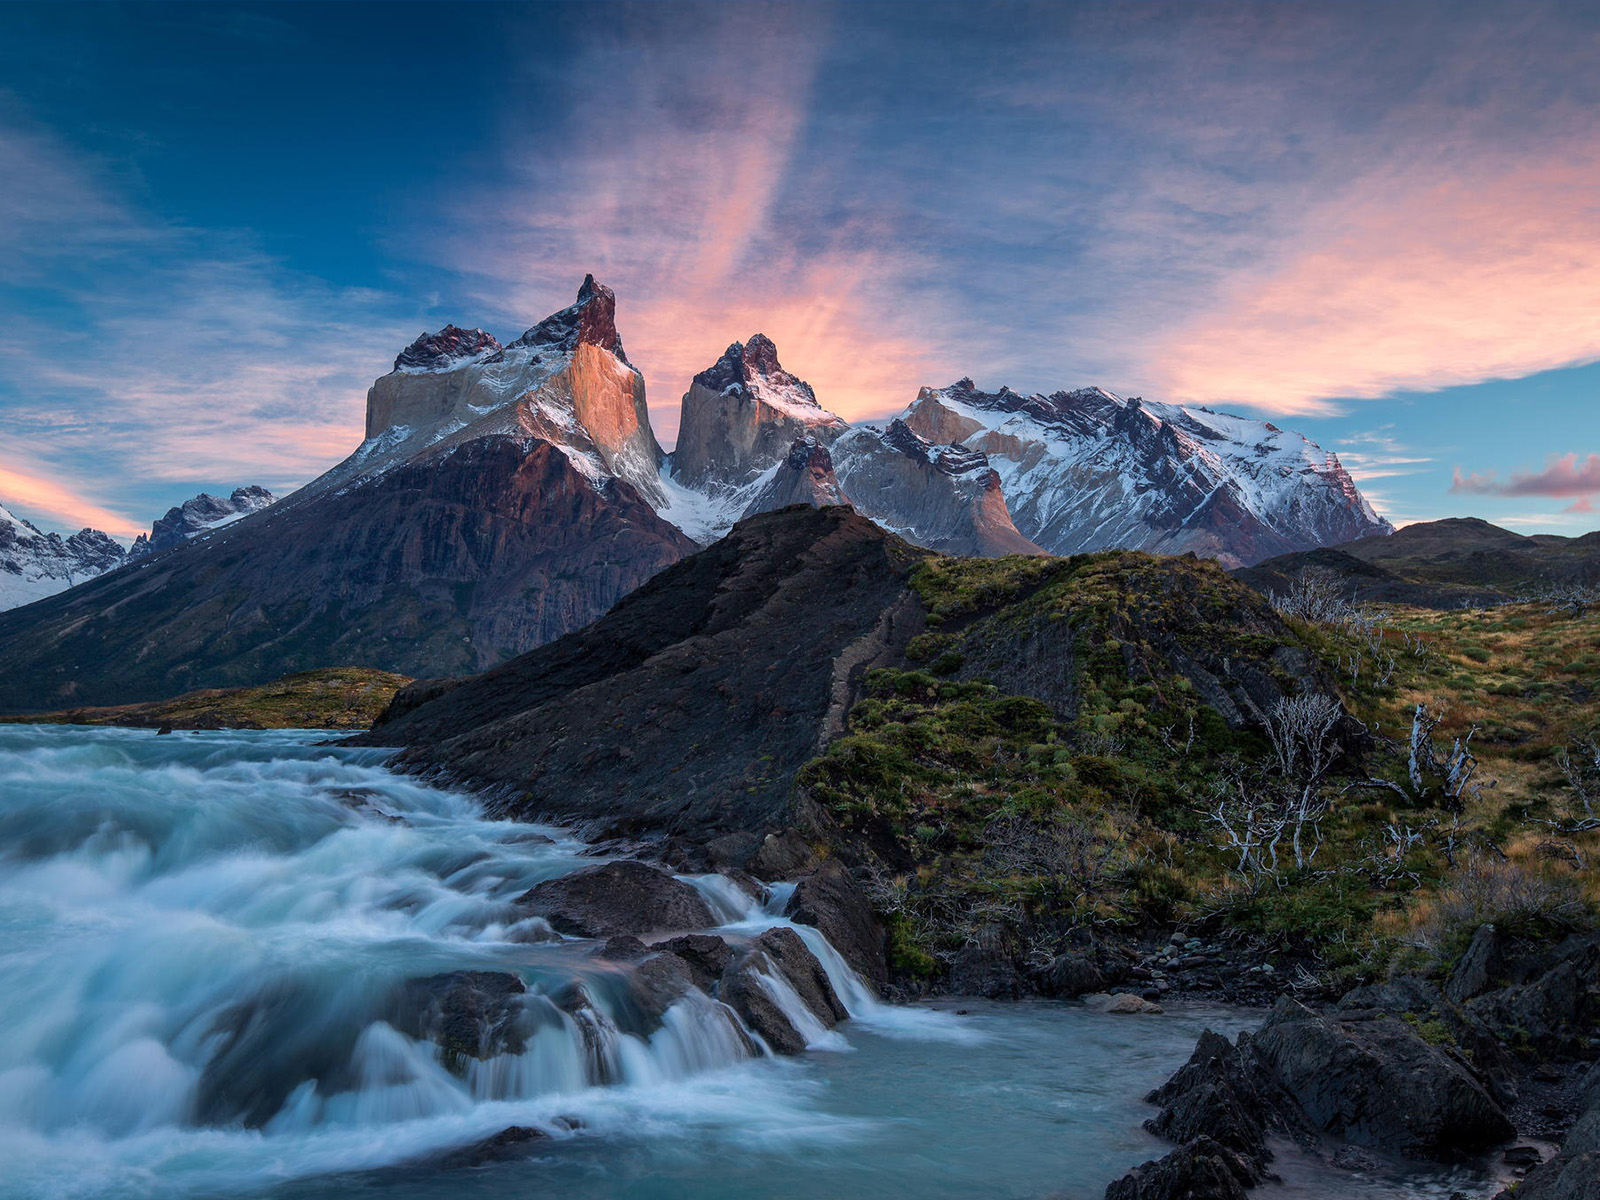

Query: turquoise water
[0,727,1492,1200]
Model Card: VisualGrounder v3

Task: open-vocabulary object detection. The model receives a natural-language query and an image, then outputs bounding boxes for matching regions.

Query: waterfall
[0,726,906,1197]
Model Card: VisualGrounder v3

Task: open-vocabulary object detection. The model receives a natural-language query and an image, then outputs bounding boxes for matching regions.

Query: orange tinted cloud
[1148,152,1600,413]
[448,5,953,437]
[0,462,143,537]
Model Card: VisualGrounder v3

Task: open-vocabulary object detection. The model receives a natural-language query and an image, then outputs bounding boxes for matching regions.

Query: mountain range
[0,275,1390,710]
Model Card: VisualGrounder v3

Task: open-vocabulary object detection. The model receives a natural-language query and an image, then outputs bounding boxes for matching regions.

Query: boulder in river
[389,971,530,1071]
[1103,1136,1255,1200]
[517,860,715,938]
[1253,997,1514,1160]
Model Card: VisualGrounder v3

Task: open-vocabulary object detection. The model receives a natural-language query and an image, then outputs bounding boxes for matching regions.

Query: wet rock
[1502,1106,1600,1200]
[1103,1136,1255,1200]
[747,829,816,877]
[592,934,649,961]
[720,927,847,1055]
[1143,1030,1284,1169]
[1447,924,1506,1004]
[650,933,733,993]
[1084,992,1163,1014]
[389,971,529,1070]
[1037,952,1109,998]
[517,860,715,939]
[437,1124,546,1167]
[784,860,886,989]
[1254,998,1514,1160]
[947,924,1026,998]
[627,951,698,1029]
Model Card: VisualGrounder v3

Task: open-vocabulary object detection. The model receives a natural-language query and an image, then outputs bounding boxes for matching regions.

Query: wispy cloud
[1451,453,1600,499]
[0,461,144,537]
[436,4,953,435]
[0,118,414,534]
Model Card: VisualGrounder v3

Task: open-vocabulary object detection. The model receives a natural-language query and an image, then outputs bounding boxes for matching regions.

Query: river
[0,726,1493,1200]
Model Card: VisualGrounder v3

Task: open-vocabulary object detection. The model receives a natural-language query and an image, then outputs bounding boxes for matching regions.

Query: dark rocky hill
[357,505,1342,847]
[0,437,691,712]
[1235,517,1600,607]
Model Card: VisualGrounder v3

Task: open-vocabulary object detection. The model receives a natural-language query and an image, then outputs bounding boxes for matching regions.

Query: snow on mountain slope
[127,486,276,560]
[311,275,666,508]
[0,503,125,612]
[898,380,1392,567]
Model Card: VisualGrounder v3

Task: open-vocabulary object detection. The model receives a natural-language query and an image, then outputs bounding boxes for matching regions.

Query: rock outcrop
[517,861,717,939]
[740,438,850,518]
[784,860,888,988]
[719,927,849,1054]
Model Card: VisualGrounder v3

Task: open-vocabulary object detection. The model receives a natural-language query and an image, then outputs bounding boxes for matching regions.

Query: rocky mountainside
[0,277,695,711]
[127,485,275,560]
[1235,517,1600,607]
[0,277,1392,707]
[0,502,125,612]
[896,380,1392,568]
[357,504,1341,849]
[354,505,932,843]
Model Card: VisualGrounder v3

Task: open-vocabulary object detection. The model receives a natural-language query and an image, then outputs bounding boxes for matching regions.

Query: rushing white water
[0,727,1496,1200]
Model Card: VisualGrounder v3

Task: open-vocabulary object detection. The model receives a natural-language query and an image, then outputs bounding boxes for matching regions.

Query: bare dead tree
[1546,737,1600,836]
[1269,567,1357,624]
[1517,580,1600,617]
[1359,703,1485,812]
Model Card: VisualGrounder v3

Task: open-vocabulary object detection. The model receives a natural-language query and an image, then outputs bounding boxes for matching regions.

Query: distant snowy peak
[128,486,276,560]
[902,380,1392,567]
[0,503,125,612]
[394,326,502,373]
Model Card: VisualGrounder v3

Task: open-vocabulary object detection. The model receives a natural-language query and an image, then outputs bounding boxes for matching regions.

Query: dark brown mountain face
[1235,517,1600,607]
[354,505,933,842]
[0,436,693,712]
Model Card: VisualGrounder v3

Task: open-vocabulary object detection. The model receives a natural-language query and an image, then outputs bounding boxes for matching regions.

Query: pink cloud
[1567,497,1596,514]
[438,7,953,436]
[0,462,143,537]
[1451,453,1600,499]
[1145,148,1600,413]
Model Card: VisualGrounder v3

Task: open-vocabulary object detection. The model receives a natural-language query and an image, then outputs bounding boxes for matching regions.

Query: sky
[1,0,1598,540]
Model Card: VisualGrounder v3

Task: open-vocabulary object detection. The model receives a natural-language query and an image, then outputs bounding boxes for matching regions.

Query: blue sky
[1,0,1598,538]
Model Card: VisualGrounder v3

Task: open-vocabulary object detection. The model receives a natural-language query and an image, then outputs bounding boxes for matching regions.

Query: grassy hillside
[0,667,411,731]
[802,551,1600,989]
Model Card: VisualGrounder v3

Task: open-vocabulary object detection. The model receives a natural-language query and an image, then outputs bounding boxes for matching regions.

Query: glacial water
[0,726,1495,1200]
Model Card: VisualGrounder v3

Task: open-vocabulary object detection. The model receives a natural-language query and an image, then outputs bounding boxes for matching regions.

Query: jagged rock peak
[694,334,834,419]
[394,326,503,373]
[129,486,277,560]
[513,274,628,363]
